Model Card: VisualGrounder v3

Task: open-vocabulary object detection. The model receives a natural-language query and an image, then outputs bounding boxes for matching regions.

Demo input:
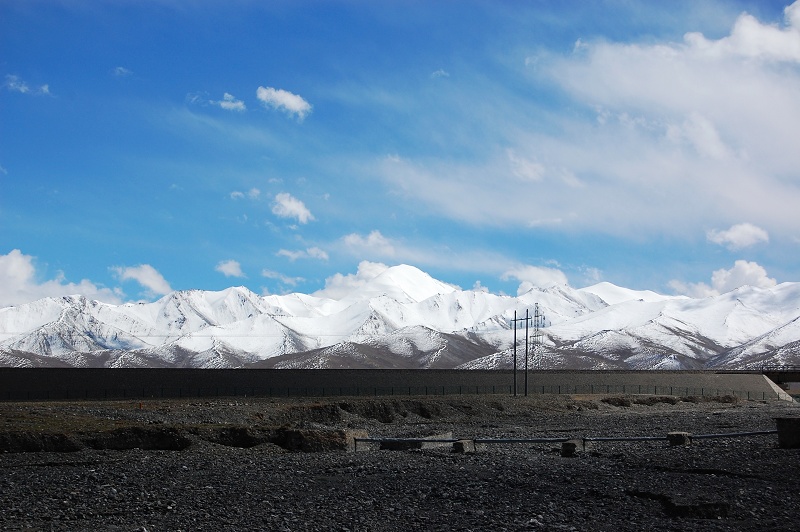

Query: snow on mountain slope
[708,315,800,368]
[536,282,800,369]
[518,285,608,324]
[252,327,494,369]
[413,290,513,331]
[0,296,92,342]
[0,264,798,369]
[262,291,346,318]
[670,283,800,346]
[579,281,680,305]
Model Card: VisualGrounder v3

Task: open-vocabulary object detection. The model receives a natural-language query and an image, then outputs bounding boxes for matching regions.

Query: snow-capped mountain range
[1,264,799,370]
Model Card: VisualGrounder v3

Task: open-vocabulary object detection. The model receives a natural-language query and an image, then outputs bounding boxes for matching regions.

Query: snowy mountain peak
[344,264,458,304]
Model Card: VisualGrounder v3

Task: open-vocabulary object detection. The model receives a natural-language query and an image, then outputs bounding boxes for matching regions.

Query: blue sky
[2,0,799,305]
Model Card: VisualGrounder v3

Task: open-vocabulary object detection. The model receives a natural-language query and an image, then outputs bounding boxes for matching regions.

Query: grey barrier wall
[0,368,781,401]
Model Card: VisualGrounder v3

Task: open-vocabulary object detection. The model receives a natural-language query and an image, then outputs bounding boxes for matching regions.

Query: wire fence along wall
[1,383,775,402]
[0,368,783,402]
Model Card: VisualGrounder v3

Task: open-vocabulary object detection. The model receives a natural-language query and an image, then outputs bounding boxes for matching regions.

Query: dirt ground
[1,394,799,531]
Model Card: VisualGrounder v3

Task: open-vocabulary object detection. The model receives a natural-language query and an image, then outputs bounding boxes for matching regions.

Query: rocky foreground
[1,394,798,531]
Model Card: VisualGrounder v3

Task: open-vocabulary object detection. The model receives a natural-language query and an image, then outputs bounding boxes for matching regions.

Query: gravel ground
[1,394,798,531]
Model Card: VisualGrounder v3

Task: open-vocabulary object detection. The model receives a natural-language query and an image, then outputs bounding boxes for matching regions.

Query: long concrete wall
[0,368,785,401]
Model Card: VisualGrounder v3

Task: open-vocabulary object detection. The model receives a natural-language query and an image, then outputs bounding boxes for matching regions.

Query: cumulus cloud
[215,259,245,278]
[684,2,800,61]
[112,264,172,296]
[431,69,450,78]
[277,247,329,261]
[312,261,389,299]
[0,249,120,306]
[342,230,396,257]
[256,86,312,120]
[501,265,569,294]
[218,92,246,112]
[669,260,777,297]
[707,223,769,250]
[272,192,314,224]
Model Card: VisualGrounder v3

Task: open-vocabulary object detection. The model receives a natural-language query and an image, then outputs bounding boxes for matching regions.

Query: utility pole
[524,308,530,396]
[529,303,546,377]
[511,310,531,397]
[513,310,517,396]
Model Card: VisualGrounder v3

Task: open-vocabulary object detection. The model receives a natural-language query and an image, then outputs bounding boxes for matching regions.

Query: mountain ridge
[1,264,798,369]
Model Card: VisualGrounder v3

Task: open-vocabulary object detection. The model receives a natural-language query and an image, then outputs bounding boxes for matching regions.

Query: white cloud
[472,280,489,293]
[218,92,246,112]
[277,247,329,261]
[261,269,303,286]
[507,149,545,182]
[112,264,172,296]
[231,188,260,200]
[502,264,569,294]
[0,249,120,306]
[256,86,312,120]
[3,74,50,96]
[312,261,389,299]
[707,223,769,250]
[187,91,246,112]
[669,259,777,297]
[342,230,396,257]
[272,192,314,224]
[112,66,133,77]
[431,69,450,78]
[668,112,732,160]
[3,74,29,93]
[684,2,800,61]
[710,260,776,291]
[215,259,245,278]
[186,92,207,106]
[379,5,800,239]
[337,229,531,278]
[543,4,800,193]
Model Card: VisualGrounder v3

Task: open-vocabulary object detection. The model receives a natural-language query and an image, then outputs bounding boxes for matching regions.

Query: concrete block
[561,440,578,457]
[667,432,691,446]
[559,438,591,457]
[775,417,800,449]
[452,439,476,454]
